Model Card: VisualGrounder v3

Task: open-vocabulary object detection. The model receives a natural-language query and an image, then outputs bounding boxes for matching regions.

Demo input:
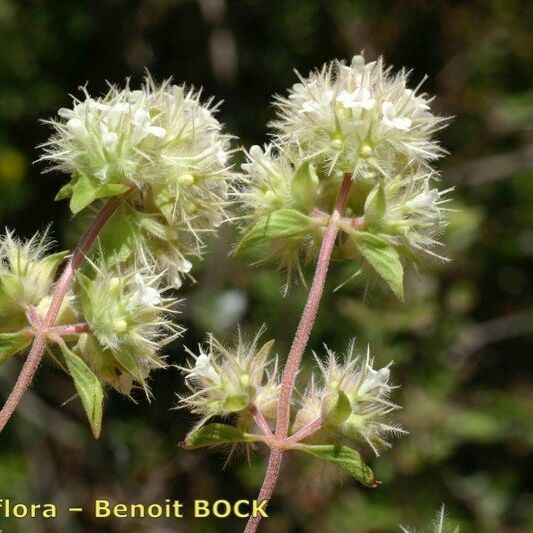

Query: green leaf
[321,390,352,426]
[55,183,73,201]
[70,173,99,214]
[97,208,139,265]
[255,339,275,362]
[236,209,312,255]
[297,443,377,487]
[182,423,259,449]
[96,183,129,199]
[0,331,32,364]
[364,183,386,226]
[61,344,104,438]
[350,230,404,300]
[38,250,69,281]
[69,173,129,214]
[111,348,146,388]
[291,162,319,210]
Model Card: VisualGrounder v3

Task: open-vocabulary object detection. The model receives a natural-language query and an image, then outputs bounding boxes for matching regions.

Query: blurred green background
[0,0,532,531]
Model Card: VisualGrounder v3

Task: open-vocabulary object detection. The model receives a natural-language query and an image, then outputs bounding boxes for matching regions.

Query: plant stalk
[0,188,135,433]
[244,173,352,533]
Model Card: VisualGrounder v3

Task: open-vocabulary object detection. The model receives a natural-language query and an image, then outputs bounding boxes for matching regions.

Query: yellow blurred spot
[0,148,26,185]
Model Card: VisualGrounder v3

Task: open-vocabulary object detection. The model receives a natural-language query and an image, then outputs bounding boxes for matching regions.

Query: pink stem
[244,174,352,533]
[286,417,322,443]
[47,323,90,336]
[252,406,275,440]
[0,187,135,433]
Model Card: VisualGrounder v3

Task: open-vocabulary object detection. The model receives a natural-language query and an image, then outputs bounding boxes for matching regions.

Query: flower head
[179,328,279,430]
[0,229,68,331]
[42,76,235,288]
[273,55,448,179]
[294,342,406,455]
[74,261,180,395]
[236,56,452,294]
[41,76,232,191]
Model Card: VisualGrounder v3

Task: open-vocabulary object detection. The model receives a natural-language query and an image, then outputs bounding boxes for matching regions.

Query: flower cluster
[75,262,180,395]
[179,329,279,431]
[42,76,235,288]
[0,230,71,333]
[272,55,447,177]
[293,343,406,456]
[42,76,231,192]
[236,55,452,293]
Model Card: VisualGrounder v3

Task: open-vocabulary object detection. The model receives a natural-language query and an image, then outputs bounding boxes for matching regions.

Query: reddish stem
[244,174,352,533]
[286,417,322,443]
[252,405,275,440]
[47,323,90,336]
[0,187,135,433]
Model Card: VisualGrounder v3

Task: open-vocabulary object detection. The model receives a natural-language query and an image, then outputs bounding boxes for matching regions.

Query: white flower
[77,263,179,356]
[0,229,67,317]
[44,75,237,289]
[179,329,280,429]
[358,366,391,397]
[406,179,441,211]
[381,101,412,131]
[132,273,162,307]
[239,143,295,217]
[294,343,406,456]
[337,87,376,111]
[188,353,221,385]
[41,75,234,198]
[272,54,448,178]
[376,169,453,259]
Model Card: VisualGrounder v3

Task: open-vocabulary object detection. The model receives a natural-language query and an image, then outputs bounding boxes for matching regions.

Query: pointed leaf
[255,339,275,362]
[291,162,319,210]
[182,423,259,449]
[61,344,104,438]
[55,183,73,201]
[297,443,377,487]
[70,173,99,214]
[364,183,386,226]
[0,331,32,364]
[350,230,404,300]
[321,390,351,426]
[236,209,312,255]
[95,183,129,199]
[38,251,69,282]
[111,347,146,387]
[69,173,129,215]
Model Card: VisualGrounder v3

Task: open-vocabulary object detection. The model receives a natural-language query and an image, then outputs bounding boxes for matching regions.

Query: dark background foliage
[0,1,531,531]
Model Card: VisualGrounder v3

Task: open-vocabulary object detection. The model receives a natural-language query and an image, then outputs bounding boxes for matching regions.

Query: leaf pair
[236,209,313,255]
[182,423,377,488]
[56,173,129,214]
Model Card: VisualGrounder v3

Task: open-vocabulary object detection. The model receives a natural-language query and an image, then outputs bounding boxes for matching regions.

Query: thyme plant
[0,55,452,531]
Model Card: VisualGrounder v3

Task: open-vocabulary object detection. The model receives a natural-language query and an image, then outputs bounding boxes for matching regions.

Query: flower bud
[179,329,280,429]
[0,230,67,331]
[295,343,406,456]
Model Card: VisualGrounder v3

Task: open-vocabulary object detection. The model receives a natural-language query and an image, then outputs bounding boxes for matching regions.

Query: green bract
[72,263,180,396]
[237,55,452,296]
[179,330,279,433]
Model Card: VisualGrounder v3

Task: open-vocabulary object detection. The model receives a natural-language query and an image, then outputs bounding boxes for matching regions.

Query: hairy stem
[46,323,91,336]
[252,405,275,440]
[0,188,135,434]
[244,173,352,533]
[286,417,322,443]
